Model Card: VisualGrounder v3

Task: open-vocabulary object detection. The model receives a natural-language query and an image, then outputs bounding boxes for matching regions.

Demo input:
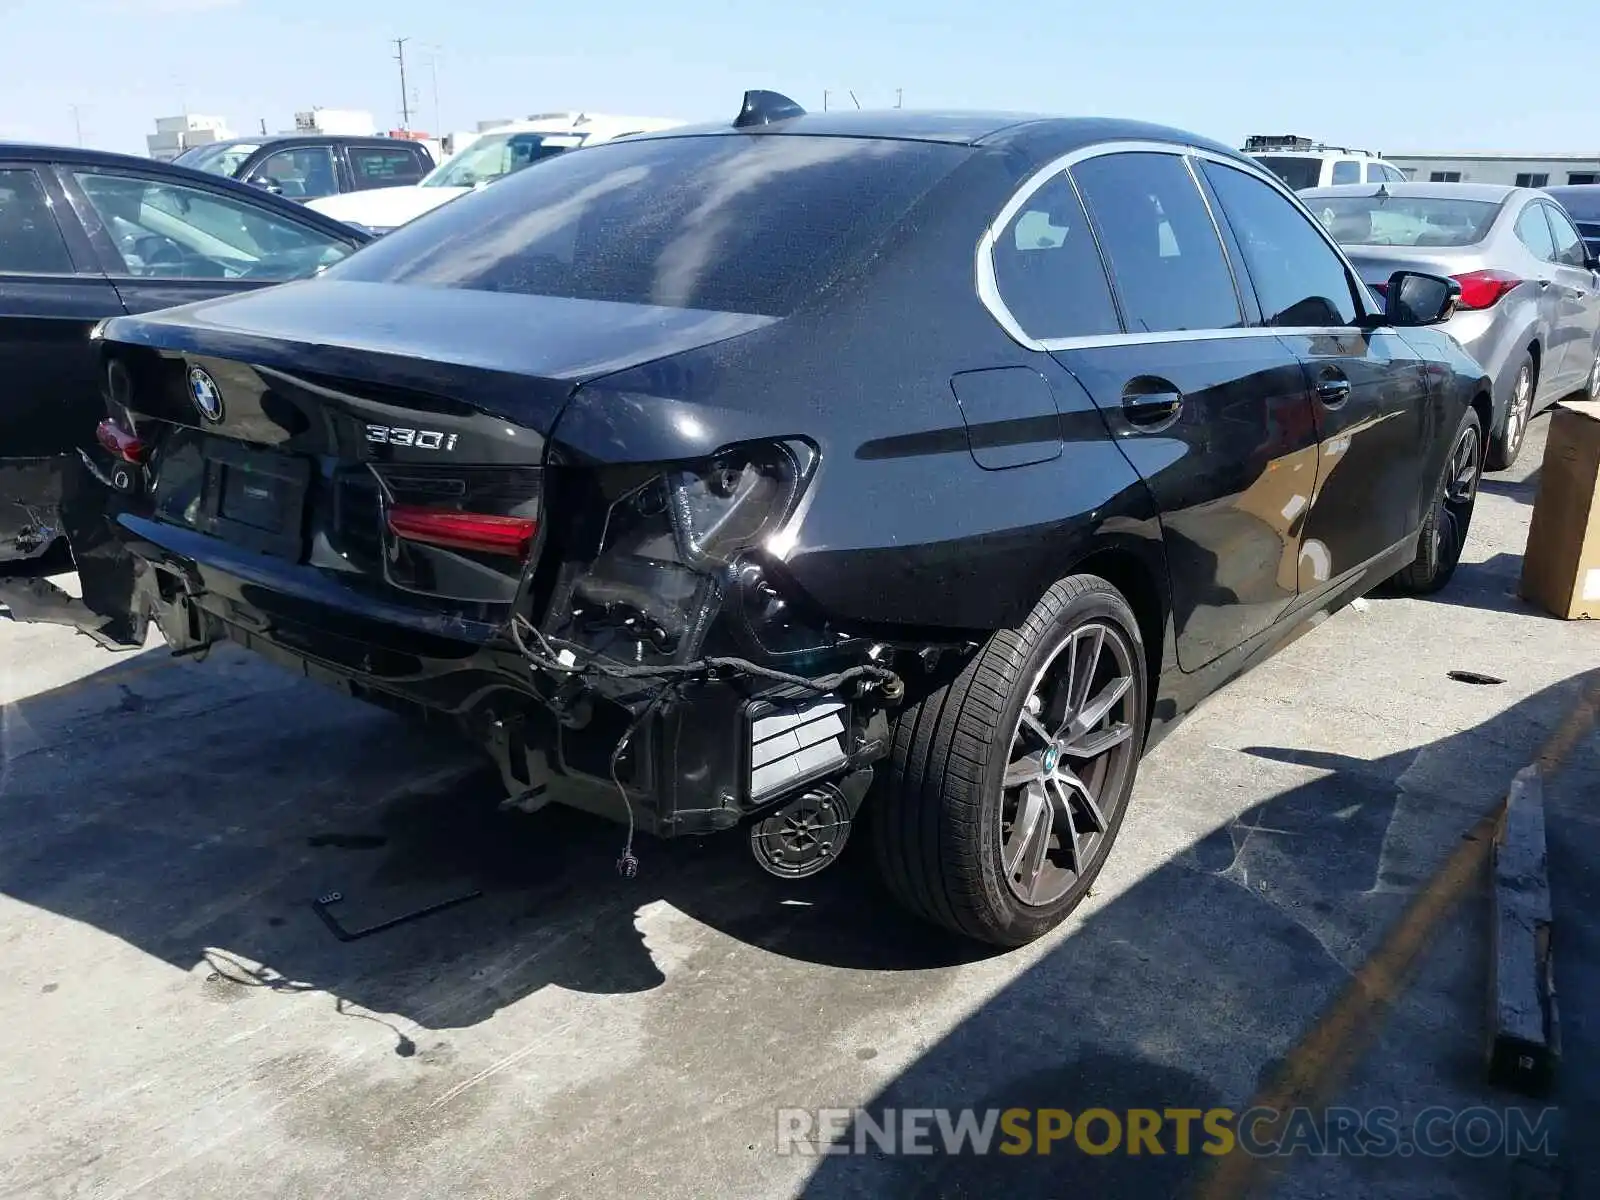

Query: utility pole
[848,90,861,110]
[895,88,903,109]
[69,104,83,146]
[393,37,412,131]
[822,90,829,111]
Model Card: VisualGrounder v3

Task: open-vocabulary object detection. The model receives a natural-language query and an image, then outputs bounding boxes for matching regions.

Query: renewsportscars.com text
[775,1105,1558,1158]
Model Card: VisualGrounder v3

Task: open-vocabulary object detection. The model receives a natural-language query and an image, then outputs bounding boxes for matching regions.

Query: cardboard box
[1520,400,1600,620]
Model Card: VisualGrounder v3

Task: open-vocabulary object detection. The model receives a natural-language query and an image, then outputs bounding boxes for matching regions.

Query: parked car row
[307,112,684,234]
[0,91,1494,949]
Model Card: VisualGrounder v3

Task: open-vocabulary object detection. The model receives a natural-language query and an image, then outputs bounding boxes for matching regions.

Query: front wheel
[872,575,1148,946]
[1392,406,1483,594]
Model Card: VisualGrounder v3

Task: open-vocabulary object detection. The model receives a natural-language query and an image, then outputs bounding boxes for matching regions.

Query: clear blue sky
[3,0,1594,157]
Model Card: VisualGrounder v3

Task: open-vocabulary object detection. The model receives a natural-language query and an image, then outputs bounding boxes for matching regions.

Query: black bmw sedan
[74,93,1490,946]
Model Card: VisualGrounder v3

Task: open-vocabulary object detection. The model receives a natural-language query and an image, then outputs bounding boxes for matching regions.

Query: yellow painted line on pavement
[1196,670,1600,1200]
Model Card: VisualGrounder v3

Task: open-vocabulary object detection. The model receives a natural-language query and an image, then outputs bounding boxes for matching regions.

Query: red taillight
[1450,269,1521,311]
[95,418,145,463]
[386,505,537,559]
[1369,281,1388,296]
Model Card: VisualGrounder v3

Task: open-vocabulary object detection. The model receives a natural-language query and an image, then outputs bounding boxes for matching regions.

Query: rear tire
[872,575,1148,946]
[1486,353,1532,472]
[1392,406,1483,594]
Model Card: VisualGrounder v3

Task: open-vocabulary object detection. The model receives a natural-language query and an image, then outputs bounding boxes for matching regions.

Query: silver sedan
[1301,181,1600,469]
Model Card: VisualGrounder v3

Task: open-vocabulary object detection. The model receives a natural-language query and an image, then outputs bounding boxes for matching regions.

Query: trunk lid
[98,280,777,613]
[104,279,778,440]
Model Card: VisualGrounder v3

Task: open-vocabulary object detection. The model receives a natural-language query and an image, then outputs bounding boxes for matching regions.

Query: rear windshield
[1252,156,1322,190]
[326,134,965,316]
[1309,195,1500,247]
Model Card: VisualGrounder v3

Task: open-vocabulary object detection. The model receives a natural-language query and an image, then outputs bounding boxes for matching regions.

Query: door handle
[1121,390,1183,428]
[1315,375,1352,406]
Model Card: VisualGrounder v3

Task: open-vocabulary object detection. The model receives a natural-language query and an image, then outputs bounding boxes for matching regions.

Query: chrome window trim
[976,139,1384,352]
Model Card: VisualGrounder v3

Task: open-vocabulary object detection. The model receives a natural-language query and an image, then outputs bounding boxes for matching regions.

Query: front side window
[349,146,428,188]
[1544,204,1589,267]
[1515,204,1557,261]
[990,173,1119,341]
[1331,160,1361,185]
[1070,152,1242,334]
[253,146,339,199]
[331,134,964,318]
[73,171,354,281]
[1203,161,1359,327]
[0,168,73,274]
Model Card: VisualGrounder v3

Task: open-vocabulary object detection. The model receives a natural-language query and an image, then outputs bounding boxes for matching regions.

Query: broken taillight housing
[547,441,811,665]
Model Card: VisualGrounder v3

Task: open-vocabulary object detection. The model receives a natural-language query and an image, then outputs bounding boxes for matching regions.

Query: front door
[0,163,125,561]
[1200,157,1428,592]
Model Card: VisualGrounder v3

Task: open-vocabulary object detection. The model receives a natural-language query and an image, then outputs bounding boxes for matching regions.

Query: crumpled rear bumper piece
[0,453,148,650]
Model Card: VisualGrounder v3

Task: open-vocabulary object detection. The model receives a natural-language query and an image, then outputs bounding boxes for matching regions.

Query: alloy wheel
[999,621,1139,907]
[1433,419,1482,566]
[1505,363,1531,459]
[1589,355,1600,401]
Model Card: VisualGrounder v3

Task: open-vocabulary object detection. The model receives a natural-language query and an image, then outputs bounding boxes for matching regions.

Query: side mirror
[246,175,284,196]
[1384,270,1460,326]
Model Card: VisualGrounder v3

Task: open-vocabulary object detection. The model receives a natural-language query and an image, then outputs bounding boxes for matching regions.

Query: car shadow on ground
[796,669,1596,1199]
[0,646,996,1035]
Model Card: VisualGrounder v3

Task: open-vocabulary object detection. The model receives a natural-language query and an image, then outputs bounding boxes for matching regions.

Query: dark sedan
[0,143,369,639]
[73,94,1489,945]
[174,135,434,202]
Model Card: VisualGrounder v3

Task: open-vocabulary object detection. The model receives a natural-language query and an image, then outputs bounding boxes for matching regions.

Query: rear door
[0,162,126,559]
[1012,149,1320,671]
[1201,157,1431,589]
[1539,200,1600,389]
[60,165,362,319]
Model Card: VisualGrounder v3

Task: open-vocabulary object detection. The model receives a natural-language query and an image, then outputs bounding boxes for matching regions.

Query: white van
[308,112,684,233]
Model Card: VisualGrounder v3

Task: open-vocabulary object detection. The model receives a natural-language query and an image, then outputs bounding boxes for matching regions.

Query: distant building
[145,113,234,161]
[1386,152,1600,188]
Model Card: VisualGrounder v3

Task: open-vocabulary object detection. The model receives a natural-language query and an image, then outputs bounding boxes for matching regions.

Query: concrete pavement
[0,414,1595,1199]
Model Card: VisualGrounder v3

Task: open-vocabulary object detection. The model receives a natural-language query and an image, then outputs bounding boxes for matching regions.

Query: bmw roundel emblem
[188,365,223,423]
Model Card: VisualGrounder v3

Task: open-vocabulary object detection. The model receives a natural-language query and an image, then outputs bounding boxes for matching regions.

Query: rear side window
[1331,160,1361,185]
[1515,204,1557,261]
[1070,152,1242,334]
[990,173,1119,341]
[1203,162,1359,327]
[329,135,963,317]
[350,146,428,188]
[0,168,73,274]
[1544,204,1589,268]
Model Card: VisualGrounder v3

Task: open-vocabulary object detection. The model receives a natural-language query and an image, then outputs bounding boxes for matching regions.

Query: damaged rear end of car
[83,123,973,876]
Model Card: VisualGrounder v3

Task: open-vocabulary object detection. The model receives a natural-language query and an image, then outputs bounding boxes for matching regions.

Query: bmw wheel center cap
[188,365,224,423]
[1041,745,1061,773]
